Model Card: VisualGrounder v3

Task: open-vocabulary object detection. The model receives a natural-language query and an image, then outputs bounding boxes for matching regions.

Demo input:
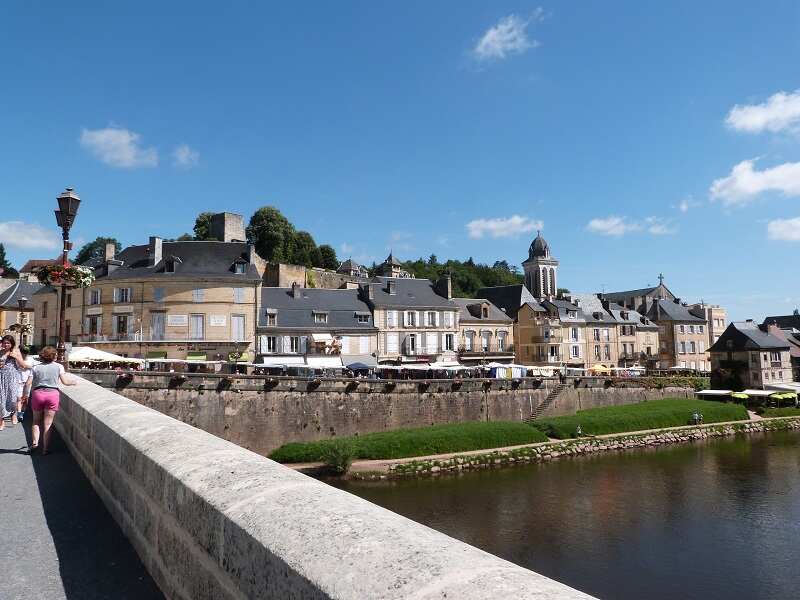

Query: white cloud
[340,242,353,255]
[767,217,800,241]
[466,215,543,239]
[710,159,800,206]
[644,217,677,235]
[172,144,199,168]
[726,90,800,134]
[472,12,543,61]
[585,216,641,236]
[79,127,158,168]
[0,221,60,250]
[390,231,413,242]
[678,199,690,213]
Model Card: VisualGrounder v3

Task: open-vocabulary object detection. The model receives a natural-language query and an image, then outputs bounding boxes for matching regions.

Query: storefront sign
[167,314,188,327]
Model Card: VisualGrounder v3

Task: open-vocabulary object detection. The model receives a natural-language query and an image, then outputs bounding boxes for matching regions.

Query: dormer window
[265,308,277,326]
[235,263,246,274]
[313,312,328,324]
[567,310,577,319]
[482,306,489,318]
[165,260,176,273]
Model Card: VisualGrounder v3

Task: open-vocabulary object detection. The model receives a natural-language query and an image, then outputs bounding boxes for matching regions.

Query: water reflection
[334,431,800,600]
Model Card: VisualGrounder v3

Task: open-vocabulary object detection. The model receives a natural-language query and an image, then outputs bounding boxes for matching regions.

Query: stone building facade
[710,321,794,389]
[452,298,514,363]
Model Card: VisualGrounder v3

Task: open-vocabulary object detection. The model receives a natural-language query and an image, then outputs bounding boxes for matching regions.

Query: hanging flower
[36,264,95,288]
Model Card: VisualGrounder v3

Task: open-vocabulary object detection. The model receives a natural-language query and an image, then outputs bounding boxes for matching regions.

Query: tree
[319,244,338,270]
[246,206,297,263]
[0,244,17,278]
[193,212,217,240]
[292,231,321,267]
[557,287,571,299]
[74,237,122,265]
[428,254,438,266]
[176,233,194,241]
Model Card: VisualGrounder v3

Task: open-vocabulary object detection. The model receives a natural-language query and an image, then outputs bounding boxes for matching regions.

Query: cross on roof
[658,273,664,286]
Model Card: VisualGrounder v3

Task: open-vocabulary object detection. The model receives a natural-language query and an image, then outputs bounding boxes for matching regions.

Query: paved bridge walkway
[0,418,163,600]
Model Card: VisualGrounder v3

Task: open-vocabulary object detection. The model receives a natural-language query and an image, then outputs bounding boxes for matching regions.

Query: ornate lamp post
[54,187,81,365]
[17,296,28,346]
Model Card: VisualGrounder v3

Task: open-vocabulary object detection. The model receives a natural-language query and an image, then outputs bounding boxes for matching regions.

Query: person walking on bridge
[0,335,29,430]
[29,346,76,455]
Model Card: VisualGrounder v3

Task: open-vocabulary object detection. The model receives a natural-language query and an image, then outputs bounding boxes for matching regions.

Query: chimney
[291,281,301,299]
[573,298,580,307]
[210,212,246,243]
[104,242,116,261]
[673,297,681,304]
[148,237,162,266]
[361,283,374,301]
[387,280,396,295]
[434,273,452,300]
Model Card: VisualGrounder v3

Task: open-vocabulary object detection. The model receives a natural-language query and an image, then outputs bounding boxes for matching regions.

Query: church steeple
[522,231,559,300]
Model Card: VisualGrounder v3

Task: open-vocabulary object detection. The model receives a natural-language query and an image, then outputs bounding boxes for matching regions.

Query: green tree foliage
[293,230,322,268]
[399,257,524,297]
[192,212,217,240]
[246,206,297,263]
[557,287,571,299]
[0,244,18,278]
[318,244,338,270]
[176,233,194,241]
[74,237,122,265]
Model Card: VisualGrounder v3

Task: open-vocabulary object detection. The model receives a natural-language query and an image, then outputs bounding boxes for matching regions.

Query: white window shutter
[127,287,132,301]
[112,317,118,337]
[360,336,369,354]
[113,288,119,303]
[434,312,440,327]
[300,336,307,353]
[404,311,410,327]
[283,336,291,353]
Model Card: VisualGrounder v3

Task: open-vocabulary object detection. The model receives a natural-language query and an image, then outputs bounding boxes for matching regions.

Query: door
[189,314,204,340]
[151,312,165,340]
[231,315,245,341]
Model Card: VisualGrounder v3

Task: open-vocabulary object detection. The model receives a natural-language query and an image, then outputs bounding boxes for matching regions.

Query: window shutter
[434,312,440,327]
[416,312,422,328]
[404,311,410,327]
[300,336,307,354]
[341,336,350,354]
[112,317,118,337]
[113,288,119,303]
[259,335,268,352]
[360,336,369,354]
[127,287,133,302]
[84,318,90,335]
[283,336,291,353]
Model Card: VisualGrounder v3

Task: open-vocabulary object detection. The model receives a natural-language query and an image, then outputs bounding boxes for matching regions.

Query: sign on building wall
[167,314,188,327]
[209,315,227,327]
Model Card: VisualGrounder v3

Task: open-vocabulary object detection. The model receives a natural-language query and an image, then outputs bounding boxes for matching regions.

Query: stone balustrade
[56,378,594,600]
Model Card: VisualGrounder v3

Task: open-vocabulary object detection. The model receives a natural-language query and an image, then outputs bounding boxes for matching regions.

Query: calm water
[334,431,800,599]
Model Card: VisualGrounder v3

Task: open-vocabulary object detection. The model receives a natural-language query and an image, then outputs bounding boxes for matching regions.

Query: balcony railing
[530,333,562,343]
[81,334,249,343]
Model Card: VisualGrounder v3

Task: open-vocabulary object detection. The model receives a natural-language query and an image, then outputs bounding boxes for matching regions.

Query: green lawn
[761,407,800,418]
[531,399,749,439]
[269,421,549,463]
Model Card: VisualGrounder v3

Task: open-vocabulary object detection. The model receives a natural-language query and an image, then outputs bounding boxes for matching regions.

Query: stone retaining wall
[56,378,593,600]
[79,370,696,455]
[378,418,800,478]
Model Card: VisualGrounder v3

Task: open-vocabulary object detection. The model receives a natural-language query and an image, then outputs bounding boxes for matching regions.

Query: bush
[761,407,800,418]
[269,421,548,463]
[321,439,356,474]
[531,398,748,439]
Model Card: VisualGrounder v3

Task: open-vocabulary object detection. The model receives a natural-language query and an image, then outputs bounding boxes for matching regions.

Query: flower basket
[36,264,95,288]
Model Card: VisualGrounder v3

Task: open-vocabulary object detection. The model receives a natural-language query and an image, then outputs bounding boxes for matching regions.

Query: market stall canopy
[306,356,343,369]
[741,389,780,397]
[589,365,611,373]
[341,354,378,368]
[696,390,733,396]
[428,361,461,369]
[310,333,334,343]
[261,356,305,367]
[68,346,143,364]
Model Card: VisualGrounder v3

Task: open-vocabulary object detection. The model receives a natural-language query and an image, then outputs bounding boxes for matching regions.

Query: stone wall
[56,379,593,600]
[81,371,694,455]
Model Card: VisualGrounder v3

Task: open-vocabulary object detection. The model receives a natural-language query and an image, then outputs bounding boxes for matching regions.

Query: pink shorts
[31,388,60,412]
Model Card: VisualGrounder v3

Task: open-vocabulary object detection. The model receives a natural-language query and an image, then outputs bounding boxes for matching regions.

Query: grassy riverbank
[269,421,549,463]
[531,398,749,439]
[761,407,800,418]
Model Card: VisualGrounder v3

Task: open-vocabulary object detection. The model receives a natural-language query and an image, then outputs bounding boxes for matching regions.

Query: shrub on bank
[531,398,748,439]
[269,421,548,463]
[761,407,800,418]
[607,376,710,391]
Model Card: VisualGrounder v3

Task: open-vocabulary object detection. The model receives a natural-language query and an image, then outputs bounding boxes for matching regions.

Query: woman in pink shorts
[30,346,75,455]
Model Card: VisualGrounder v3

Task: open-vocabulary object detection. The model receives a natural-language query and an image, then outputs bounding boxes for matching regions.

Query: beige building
[0,280,41,347]
[452,298,514,364]
[33,213,267,360]
[361,275,459,364]
[710,321,794,389]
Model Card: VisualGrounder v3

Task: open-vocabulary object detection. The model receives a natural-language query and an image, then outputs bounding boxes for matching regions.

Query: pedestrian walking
[29,346,76,455]
[15,346,32,423]
[0,335,29,430]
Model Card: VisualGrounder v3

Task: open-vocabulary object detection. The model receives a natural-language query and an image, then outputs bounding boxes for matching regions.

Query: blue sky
[1,1,799,321]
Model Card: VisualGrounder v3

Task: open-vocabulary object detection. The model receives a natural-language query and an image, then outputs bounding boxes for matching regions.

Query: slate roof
[96,241,261,282]
[0,280,44,309]
[362,277,455,309]
[568,294,616,324]
[19,259,59,273]
[544,299,587,323]
[709,322,790,352]
[763,315,800,331]
[336,259,366,274]
[452,298,513,324]
[259,288,377,330]
[646,299,705,323]
[474,285,541,319]
[604,301,660,330]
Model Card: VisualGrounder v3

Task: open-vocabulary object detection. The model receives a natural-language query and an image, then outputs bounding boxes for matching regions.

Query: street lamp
[54,187,81,365]
[17,296,27,346]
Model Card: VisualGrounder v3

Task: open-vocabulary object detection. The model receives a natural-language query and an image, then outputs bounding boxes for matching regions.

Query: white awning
[696,390,733,396]
[428,361,461,369]
[741,389,781,397]
[341,354,378,368]
[310,333,334,343]
[261,356,305,367]
[68,346,144,364]
[306,356,343,369]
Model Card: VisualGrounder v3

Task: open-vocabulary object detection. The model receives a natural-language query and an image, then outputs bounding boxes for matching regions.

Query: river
[334,430,800,599]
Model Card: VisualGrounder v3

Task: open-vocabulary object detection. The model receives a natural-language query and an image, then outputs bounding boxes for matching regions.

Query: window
[571,345,580,358]
[690,341,696,353]
[481,332,490,352]
[497,332,506,351]
[698,325,704,334]
[604,345,611,360]
[66,293,72,308]
[465,331,474,351]
[314,313,328,324]
[593,328,600,342]
[679,325,685,334]
[189,314,204,340]
[779,371,784,379]
[387,310,398,327]
[690,361,696,370]
[264,336,277,353]
[290,336,300,353]
[603,328,610,341]
[689,325,695,334]
[680,342,687,354]
[481,306,489,318]
[427,332,438,353]
[42,301,48,318]
[89,289,101,305]
[407,334,416,353]
[87,315,101,335]
[192,289,204,303]
[404,311,416,327]
[165,260,176,273]
[699,341,705,353]
[571,327,579,341]
[114,315,130,338]
[231,315,245,341]
[660,341,667,350]
[594,345,601,359]
[357,314,370,323]
[567,310,577,319]
[751,353,759,365]
[153,287,165,303]
[443,312,454,328]
[233,288,245,303]
[770,351,781,362]
[266,312,277,326]
[115,287,131,303]
[234,262,246,274]
[681,361,687,368]
[150,312,165,340]
[445,334,455,351]
[426,311,436,327]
